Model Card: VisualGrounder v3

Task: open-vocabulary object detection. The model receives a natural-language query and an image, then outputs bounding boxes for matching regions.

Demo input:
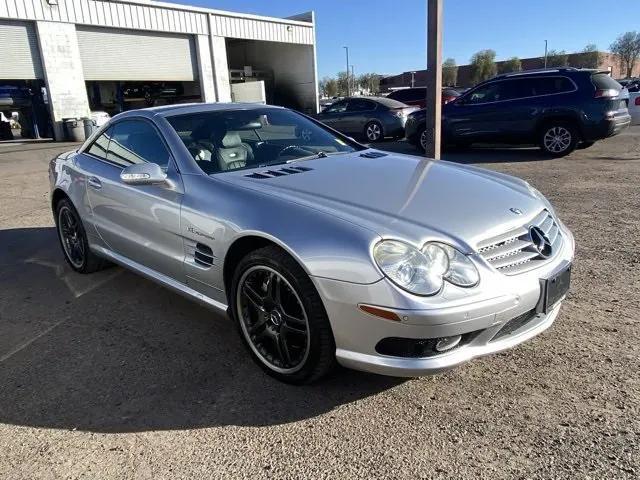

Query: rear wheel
[540,122,578,157]
[364,121,383,142]
[417,127,428,152]
[230,246,336,384]
[55,198,109,273]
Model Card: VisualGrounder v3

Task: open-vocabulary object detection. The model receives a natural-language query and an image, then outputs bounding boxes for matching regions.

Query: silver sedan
[49,103,575,384]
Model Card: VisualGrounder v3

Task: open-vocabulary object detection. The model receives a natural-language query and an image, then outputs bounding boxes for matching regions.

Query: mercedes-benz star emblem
[510,208,523,215]
[529,226,552,258]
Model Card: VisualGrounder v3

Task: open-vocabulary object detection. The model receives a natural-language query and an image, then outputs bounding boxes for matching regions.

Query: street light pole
[351,65,355,94]
[425,0,443,159]
[411,71,416,88]
[343,46,350,97]
[544,40,548,68]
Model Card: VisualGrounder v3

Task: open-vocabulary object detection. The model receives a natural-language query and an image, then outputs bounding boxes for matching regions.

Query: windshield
[166,107,362,174]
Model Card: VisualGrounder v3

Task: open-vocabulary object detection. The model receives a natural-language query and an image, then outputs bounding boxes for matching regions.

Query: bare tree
[610,32,640,78]
[470,50,497,84]
[499,57,522,74]
[336,71,350,97]
[547,50,569,67]
[442,58,458,86]
[319,77,338,98]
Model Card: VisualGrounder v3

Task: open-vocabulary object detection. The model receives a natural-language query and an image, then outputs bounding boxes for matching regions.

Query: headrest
[221,132,242,148]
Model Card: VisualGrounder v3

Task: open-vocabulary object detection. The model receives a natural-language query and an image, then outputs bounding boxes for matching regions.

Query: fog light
[435,335,462,352]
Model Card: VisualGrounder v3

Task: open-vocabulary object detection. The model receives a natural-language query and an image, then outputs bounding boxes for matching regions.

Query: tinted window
[324,101,348,113]
[499,79,537,100]
[465,83,504,104]
[591,73,621,90]
[388,89,425,102]
[86,127,113,160]
[375,97,408,108]
[106,120,170,168]
[347,99,376,112]
[531,77,575,95]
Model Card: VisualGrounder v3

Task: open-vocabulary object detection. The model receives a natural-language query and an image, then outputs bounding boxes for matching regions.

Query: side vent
[194,243,214,268]
[360,151,388,159]
[244,166,314,179]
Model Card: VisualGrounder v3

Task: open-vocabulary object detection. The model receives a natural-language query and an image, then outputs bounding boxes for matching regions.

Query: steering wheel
[277,145,315,159]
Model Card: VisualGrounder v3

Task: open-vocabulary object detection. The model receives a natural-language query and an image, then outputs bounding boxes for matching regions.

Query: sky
[166,0,638,78]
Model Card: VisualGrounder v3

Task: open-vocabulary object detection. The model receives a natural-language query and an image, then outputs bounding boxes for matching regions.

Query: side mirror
[120,163,167,186]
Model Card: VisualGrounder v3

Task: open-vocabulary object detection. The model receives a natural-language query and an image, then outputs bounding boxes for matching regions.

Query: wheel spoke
[249,315,268,336]
[282,313,307,334]
[243,284,266,311]
[275,332,292,366]
[267,272,281,304]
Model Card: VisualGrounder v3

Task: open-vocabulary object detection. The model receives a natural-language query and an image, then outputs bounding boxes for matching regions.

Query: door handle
[88,177,102,189]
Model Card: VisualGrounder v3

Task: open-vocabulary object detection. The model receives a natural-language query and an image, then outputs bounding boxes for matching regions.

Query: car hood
[221,151,545,252]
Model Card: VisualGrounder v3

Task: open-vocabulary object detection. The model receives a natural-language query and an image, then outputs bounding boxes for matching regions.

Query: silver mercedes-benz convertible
[49,103,574,384]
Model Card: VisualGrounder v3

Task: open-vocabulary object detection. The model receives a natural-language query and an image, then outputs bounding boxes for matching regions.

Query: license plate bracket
[537,263,572,314]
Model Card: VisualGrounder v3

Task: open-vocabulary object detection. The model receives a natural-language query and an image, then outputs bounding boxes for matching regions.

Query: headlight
[427,243,480,287]
[373,240,479,296]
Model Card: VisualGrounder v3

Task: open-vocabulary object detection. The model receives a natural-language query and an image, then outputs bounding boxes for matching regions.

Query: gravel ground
[0,130,638,479]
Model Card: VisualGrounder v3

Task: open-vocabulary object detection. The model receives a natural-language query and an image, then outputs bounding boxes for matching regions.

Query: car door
[343,98,378,134]
[317,100,349,132]
[444,81,511,143]
[84,118,185,281]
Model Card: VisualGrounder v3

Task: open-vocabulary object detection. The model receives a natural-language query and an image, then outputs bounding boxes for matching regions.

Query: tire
[364,121,383,142]
[417,127,428,152]
[230,245,336,384]
[577,141,595,150]
[540,122,578,157]
[55,198,109,274]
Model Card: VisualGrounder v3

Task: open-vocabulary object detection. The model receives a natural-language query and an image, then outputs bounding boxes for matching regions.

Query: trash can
[63,118,86,142]
[82,118,96,139]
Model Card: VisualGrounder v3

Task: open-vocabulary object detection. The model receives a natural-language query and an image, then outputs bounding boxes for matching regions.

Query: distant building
[380,51,640,91]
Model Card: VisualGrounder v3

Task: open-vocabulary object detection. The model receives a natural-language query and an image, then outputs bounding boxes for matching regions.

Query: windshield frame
[164,106,367,176]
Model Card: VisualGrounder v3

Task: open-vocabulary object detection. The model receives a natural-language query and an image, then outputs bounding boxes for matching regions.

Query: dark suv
[406,68,631,156]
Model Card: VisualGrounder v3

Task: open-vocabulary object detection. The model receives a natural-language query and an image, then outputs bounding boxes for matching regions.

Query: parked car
[387,87,461,108]
[406,68,631,156]
[50,102,574,384]
[629,91,640,125]
[122,82,185,106]
[314,96,418,141]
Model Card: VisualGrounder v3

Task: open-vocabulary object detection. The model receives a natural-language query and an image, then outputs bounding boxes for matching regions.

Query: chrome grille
[477,210,563,275]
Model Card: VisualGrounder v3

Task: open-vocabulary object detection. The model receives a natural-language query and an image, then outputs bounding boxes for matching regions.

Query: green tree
[470,49,497,84]
[546,49,569,67]
[319,77,338,97]
[357,73,381,94]
[499,57,522,74]
[610,32,640,78]
[575,44,602,69]
[442,58,458,86]
[336,71,350,96]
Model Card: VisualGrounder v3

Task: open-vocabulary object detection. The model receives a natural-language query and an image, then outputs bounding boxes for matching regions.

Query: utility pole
[343,46,350,97]
[411,71,416,87]
[351,65,355,94]
[544,40,548,68]
[425,0,443,159]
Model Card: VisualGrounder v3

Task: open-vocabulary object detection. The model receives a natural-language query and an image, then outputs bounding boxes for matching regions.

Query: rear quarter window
[591,73,622,91]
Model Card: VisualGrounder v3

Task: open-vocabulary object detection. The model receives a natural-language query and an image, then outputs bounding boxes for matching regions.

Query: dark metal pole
[544,40,548,68]
[343,46,350,97]
[351,65,355,94]
[425,0,443,159]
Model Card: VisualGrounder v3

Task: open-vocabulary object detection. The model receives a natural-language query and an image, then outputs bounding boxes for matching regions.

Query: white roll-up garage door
[76,26,198,82]
[0,20,43,80]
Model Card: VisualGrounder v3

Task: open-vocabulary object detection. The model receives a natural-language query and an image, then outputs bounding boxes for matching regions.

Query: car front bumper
[312,225,575,377]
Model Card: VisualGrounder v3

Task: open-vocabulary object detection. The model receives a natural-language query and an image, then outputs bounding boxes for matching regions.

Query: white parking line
[0,318,68,363]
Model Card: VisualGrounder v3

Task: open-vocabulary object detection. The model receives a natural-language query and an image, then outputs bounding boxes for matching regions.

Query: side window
[86,127,113,160]
[106,119,171,169]
[324,101,348,113]
[389,90,409,102]
[532,77,575,96]
[466,83,504,104]
[347,99,376,112]
[500,79,536,101]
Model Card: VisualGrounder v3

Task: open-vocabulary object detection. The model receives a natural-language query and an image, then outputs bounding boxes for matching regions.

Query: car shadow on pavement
[0,227,403,433]
[373,140,555,164]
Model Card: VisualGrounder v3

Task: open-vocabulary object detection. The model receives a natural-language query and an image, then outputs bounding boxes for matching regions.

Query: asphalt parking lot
[1,131,639,479]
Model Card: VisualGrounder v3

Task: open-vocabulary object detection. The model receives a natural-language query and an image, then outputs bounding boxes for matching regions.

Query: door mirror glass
[120,163,167,185]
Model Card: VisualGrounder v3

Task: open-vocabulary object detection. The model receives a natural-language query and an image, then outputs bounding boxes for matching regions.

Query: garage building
[0,0,319,140]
